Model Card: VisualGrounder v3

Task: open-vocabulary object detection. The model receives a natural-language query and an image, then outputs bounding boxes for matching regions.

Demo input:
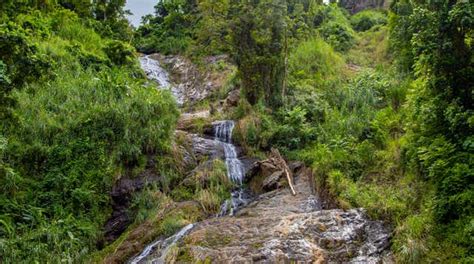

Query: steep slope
[139,170,392,263]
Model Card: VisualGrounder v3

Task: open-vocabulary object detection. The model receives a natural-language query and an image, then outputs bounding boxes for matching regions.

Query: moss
[171,185,195,201]
[175,246,195,262]
[200,230,233,248]
[251,242,263,249]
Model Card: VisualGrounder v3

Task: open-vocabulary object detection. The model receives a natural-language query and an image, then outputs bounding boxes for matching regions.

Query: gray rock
[262,170,284,191]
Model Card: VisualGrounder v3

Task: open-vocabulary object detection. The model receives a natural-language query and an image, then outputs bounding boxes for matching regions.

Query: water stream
[129,224,194,264]
[129,120,248,263]
[212,120,252,216]
[130,55,391,263]
[139,55,184,105]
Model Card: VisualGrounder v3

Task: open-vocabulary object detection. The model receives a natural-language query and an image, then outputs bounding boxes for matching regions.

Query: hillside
[0,0,472,263]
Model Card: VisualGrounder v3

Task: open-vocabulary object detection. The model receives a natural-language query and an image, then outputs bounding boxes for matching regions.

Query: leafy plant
[350,9,387,32]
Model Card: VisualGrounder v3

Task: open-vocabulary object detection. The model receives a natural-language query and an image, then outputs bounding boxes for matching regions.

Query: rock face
[172,172,392,263]
[245,149,298,194]
[146,54,235,106]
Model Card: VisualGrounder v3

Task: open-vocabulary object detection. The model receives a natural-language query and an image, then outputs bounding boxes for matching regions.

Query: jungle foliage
[0,3,178,262]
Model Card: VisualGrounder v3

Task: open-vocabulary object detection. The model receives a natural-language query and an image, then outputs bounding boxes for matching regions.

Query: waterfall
[213,120,251,216]
[129,224,194,264]
[213,120,244,184]
[139,56,171,88]
[139,55,184,105]
[129,121,251,263]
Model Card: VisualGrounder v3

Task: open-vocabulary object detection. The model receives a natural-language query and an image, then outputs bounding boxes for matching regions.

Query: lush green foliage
[232,4,472,262]
[0,6,178,262]
[133,1,358,110]
[350,9,387,31]
[389,0,473,260]
[134,0,197,54]
[1,0,472,262]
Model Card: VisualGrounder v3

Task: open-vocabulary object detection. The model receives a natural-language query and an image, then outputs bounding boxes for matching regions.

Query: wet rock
[188,133,225,161]
[103,200,205,264]
[147,54,235,106]
[174,173,392,263]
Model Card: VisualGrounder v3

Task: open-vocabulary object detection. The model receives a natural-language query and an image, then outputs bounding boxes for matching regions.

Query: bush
[271,107,316,151]
[192,159,233,214]
[350,10,387,32]
[0,22,51,88]
[318,21,356,52]
[103,40,135,66]
[288,38,344,88]
[310,4,356,52]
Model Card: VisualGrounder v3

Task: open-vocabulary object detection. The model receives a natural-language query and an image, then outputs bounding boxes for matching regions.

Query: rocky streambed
[128,154,392,263]
[175,171,392,263]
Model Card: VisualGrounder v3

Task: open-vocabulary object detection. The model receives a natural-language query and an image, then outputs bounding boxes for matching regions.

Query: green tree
[134,0,197,54]
[391,0,473,259]
[194,0,231,54]
[230,0,288,107]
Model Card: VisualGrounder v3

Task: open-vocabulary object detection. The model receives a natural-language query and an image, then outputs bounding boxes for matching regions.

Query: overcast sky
[125,0,157,27]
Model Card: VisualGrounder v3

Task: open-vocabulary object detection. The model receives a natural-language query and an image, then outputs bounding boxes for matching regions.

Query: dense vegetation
[0,2,178,262]
[1,0,472,263]
[134,0,471,261]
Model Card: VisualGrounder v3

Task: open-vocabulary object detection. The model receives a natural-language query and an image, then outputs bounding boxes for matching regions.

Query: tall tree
[230,0,287,107]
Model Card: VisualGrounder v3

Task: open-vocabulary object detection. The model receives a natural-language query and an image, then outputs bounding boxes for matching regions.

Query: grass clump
[193,159,233,214]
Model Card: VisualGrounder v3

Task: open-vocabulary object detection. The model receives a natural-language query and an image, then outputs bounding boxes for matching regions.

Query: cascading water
[129,120,250,263]
[212,120,251,216]
[139,56,171,88]
[213,120,244,183]
[139,55,184,105]
[129,224,194,264]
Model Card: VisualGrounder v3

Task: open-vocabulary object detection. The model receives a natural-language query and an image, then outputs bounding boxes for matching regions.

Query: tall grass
[0,8,179,263]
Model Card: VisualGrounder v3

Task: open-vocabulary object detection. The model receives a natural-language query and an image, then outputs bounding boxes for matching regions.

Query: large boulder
[245,149,296,194]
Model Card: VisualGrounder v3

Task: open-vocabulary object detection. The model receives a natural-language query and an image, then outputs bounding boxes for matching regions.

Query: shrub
[103,40,135,66]
[288,38,344,88]
[310,4,355,52]
[318,21,356,52]
[351,10,387,32]
[0,9,179,262]
[193,159,232,214]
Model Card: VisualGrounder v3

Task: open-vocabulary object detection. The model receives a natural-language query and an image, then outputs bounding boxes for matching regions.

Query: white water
[129,223,194,264]
[139,55,184,105]
[213,120,251,216]
[213,120,244,184]
[139,56,171,88]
